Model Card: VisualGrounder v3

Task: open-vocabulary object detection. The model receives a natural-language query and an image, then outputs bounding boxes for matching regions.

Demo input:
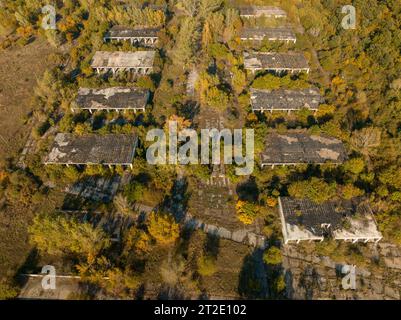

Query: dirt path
[310,47,331,86]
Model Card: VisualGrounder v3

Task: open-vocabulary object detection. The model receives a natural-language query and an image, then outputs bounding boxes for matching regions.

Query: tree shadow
[238,249,268,299]
[284,269,294,299]
[236,177,259,202]
[298,265,321,299]
[157,284,189,300]
[13,248,41,288]
[163,176,191,223]
[205,234,220,259]
[178,100,200,124]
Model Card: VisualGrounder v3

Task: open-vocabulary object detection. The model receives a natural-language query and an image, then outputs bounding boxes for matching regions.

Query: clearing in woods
[0,39,58,282]
[0,39,58,163]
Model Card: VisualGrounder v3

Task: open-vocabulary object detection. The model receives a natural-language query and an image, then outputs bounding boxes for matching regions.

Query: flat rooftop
[261,133,347,165]
[279,197,383,244]
[18,275,85,300]
[91,51,155,68]
[105,25,160,38]
[241,27,296,41]
[45,133,138,165]
[74,87,149,111]
[251,88,322,111]
[244,52,309,71]
[238,6,287,17]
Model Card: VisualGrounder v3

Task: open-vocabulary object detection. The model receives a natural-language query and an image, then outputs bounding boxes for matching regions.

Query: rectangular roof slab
[251,88,323,111]
[45,133,138,165]
[261,132,347,165]
[241,27,296,41]
[279,197,382,243]
[244,52,309,70]
[91,51,155,68]
[105,25,160,38]
[238,6,287,18]
[74,87,149,110]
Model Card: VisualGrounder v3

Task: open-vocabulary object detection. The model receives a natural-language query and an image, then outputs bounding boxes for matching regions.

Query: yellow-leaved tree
[236,200,259,225]
[147,212,180,245]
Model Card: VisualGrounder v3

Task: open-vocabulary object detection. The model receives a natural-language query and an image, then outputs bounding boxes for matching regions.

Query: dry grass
[0,39,57,162]
[0,38,59,286]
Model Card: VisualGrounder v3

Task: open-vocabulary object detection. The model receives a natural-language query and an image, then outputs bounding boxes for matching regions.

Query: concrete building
[104,26,160,46]
[72,87,150,113]
[241,27,296,43]
[238,6,287,19]
[279,197,383,245]
[44,133,138,169]
[117,0,167,12]
[250,87,322,113]
[244,52,310,74]
[91,51,155,75]
[260,133,347,168]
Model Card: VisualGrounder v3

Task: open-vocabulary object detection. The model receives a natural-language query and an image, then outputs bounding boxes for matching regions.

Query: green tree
[197,255,217,276]
[342,184,364,200]
[113,194,135,217]
[231,66,246,95]
[288,178,337,203]
[147,212,180,245]
[344,158,365,176]
[263,246,282,265]
[170,18,199,67]
[0,282,18,300]
[29,213,111,262]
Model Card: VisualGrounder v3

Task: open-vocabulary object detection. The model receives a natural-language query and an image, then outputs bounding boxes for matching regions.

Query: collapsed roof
[241,27,296,41]
[279,197,383,244]
[44,133,138,165]
[104,25,160,39]
[238,6,287,18]
[244,52,309,71]
[91,51,155,68]
[261,133,347,165]
[251,88,323,111]
[73,87,150,111]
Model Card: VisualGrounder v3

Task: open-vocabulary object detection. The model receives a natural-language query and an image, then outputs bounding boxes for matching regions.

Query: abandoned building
[72,87,150,113]
[238,6,287,19]
[278,197,383,244]
[241,27,296,43]
[44,133,138,169]
[91,51,155,74]
[104,26,160,45]
[64,175,122,205]
[118,0,167,12]
[244,52,310,74]
[250,87,322,113]
[260,133,347,168]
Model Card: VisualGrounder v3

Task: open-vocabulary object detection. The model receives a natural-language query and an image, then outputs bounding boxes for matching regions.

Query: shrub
[0,282,18,300]
[288,178,337,203]
[29,213,111,262]
[236,200,259,225]
[263,246,282,265]
[342,184,364,200]
[197,255,217,277]
[124,182,145,203]
[147,212,180,245]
